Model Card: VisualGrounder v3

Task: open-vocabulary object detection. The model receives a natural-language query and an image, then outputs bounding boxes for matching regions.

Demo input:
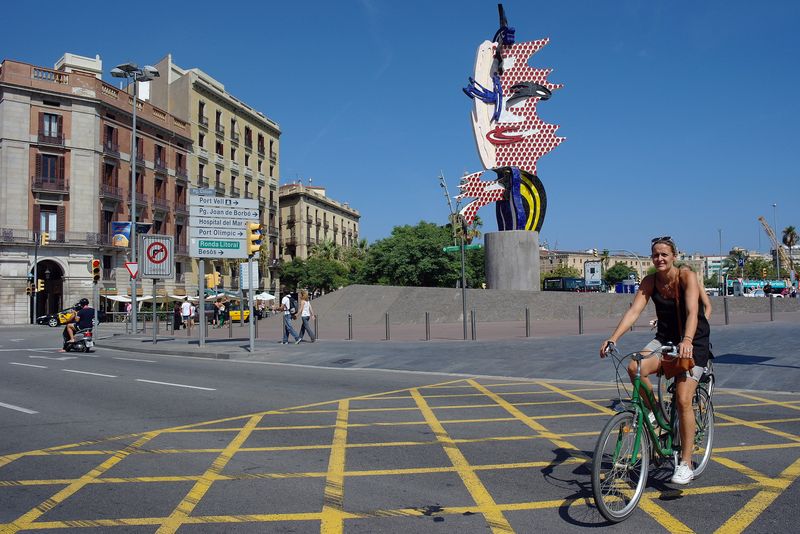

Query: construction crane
[757,216,792,271]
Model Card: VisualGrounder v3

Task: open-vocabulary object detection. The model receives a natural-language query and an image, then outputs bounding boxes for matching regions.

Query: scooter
[62,326,94,353]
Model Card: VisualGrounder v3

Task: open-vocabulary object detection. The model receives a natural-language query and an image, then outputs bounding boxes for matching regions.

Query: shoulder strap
[675,269,683,337]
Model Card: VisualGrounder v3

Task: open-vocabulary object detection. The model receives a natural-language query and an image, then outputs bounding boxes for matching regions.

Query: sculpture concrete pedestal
[485,230,540,291]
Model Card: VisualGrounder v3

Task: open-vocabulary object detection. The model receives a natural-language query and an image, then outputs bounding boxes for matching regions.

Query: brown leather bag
[660,270,694,379]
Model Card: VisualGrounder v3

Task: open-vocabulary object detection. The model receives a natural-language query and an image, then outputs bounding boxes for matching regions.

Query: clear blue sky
[3,0,798,256]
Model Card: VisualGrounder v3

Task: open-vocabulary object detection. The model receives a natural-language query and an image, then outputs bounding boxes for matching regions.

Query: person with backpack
[278,292,301,344]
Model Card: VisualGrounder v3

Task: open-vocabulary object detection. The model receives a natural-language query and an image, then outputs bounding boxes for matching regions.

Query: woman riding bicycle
[599,236,711,485]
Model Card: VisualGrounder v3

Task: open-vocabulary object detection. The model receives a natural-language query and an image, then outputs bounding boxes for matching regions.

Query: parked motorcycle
[62,326,94,353]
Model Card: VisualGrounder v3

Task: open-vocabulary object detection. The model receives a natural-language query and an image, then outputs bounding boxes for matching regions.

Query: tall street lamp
[773,203,780,277]
[111,62,159,335]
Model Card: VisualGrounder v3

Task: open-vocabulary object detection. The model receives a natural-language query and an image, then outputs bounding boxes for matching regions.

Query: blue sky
[3,0,798,256]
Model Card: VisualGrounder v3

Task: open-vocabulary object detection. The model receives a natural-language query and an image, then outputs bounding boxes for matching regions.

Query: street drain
[331,358,353,365]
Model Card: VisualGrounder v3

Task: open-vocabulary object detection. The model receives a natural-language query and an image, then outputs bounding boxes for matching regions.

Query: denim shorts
[643,338,704,381]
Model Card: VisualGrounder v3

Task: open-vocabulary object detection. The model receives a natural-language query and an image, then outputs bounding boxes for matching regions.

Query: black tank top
[652,281,711,366]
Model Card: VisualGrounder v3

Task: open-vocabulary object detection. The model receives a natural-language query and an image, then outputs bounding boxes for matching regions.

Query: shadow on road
[714,353,800,370]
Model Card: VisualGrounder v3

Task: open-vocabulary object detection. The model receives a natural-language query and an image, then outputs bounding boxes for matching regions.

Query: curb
[97,343,232,359]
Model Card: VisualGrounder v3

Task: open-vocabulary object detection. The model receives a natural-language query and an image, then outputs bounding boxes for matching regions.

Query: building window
[257,134,265,153]
[230,147,236,160]
[42,113,60,138]
[244,154,250,166]
[40,207,57,233]
[216,141,223,156]
[199,132,205,147]
[269,165,274,177]
[40,154,59,180]
[244,126,252,147]
[199,163,205,179]
[258,160,263,172]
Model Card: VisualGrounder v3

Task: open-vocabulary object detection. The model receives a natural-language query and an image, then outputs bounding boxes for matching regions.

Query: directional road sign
[239,261,259,290]
[189,195,258,210]
[443,244,483,253]
[189,206,260,219]
[189,239,247,258]
[190,227,246,239]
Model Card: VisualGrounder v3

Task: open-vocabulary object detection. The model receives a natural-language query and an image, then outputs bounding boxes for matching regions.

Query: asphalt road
[1,323,798,533]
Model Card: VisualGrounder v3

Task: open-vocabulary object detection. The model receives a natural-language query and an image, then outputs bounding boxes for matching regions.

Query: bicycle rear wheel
[691,385,714,476]
[592,411,650,522]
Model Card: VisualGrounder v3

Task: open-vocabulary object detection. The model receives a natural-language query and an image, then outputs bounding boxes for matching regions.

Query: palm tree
[783,225,798,271]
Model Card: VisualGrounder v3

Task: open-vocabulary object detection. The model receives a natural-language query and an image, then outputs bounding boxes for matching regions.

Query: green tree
[604,262,638,286]
[744,257,774,279]
[361,221,481,287]
[783,225,798,271]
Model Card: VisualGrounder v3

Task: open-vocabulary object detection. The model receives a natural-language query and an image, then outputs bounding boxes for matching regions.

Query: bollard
[629,302,633,332]
[470,309,476,340]
[525,307,530,338]
[769,296,774,322]
[578,305,584,335]
[425,312,430,341]
[385,312,390,341]
[347,314,353,340]
[255,314,259,339]
[723,297,729,325]
[229,314,233,338]
[315,315,319,340]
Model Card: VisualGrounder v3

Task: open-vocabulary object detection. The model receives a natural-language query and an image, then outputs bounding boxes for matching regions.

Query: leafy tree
[277,258,306,292]
[604,262,638,286]
[541,265,582,284]
[361,221,482,287]
[783,225,798,271]
[744,257,775,279]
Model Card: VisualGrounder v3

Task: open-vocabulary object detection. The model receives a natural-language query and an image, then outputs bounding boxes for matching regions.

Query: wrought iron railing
[32,177,68,193]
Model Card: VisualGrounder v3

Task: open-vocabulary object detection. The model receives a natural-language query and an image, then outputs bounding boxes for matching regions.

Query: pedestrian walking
[180,297,192,333]
[173,302,182,330]
[297,289,316,343]
[278,292,300,344]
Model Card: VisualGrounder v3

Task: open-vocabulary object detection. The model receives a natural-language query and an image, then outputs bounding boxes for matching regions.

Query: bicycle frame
[627,354,677,460]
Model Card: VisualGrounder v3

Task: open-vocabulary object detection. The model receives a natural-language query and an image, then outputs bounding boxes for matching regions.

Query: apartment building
[0,54,192,324]
[540,249,651,281]
[279,182,360,261]
[148,54,281,291]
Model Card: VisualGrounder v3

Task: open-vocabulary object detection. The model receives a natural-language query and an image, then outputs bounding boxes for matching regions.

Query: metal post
[470,309,476,340]
[142,312,146,334]
[773,204,780,276]
[425,311,430,341]
[248,257,255,352]
[239,286,244,326]
[198,260,205,347]
[525,307,530,337]
[629,302,633,332]
[229,309,233,338]
[130,79,139,336]
[461,238,468,340]
[152,279,158,344]
[769,295,774,321]
[314,315,318,339]
[32,233,39,324]
[723,297,729,325]
[578,305,584,335]
[93,280,99,336]
[347,314,353,340]
[385,312,390,340]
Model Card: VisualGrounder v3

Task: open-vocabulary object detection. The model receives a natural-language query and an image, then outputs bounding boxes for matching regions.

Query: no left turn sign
[147,241,168,264]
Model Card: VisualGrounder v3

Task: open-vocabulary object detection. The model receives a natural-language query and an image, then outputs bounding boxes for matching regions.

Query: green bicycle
[591,342,715,522]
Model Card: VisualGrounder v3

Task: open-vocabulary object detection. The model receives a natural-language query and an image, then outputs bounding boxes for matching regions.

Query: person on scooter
[61,298,94,351]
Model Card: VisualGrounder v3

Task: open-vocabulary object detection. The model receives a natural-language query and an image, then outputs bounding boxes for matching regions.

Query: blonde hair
[299,289,309,300]
[651,238,677,256]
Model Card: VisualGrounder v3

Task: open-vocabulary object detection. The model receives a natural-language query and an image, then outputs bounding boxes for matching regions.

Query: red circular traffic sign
[146,241,168,264]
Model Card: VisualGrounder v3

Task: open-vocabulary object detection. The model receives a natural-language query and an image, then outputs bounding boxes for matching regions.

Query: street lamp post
[773,203,780,277]
[111,63,159,335]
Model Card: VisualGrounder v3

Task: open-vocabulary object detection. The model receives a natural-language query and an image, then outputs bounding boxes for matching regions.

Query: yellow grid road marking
[535,380,617,416]
[714,412,800,443]
[727,392,800,411]
[321,400,350,533]
[411,387,513,533]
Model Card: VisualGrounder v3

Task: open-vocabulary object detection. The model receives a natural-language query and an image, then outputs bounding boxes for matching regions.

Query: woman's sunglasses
[651,235,672,243]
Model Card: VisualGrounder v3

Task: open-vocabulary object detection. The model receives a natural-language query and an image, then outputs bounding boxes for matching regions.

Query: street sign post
[189,195,259,210]
[239,261,259,291]
[139,234,174,280]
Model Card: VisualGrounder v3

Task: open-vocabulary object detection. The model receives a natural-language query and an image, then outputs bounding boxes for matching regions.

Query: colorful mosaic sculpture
[458,5,564,232]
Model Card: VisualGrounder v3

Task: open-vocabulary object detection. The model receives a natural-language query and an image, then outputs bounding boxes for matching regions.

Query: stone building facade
[0,54,192,325]
[148,54,281,293]
[279,183,360,261]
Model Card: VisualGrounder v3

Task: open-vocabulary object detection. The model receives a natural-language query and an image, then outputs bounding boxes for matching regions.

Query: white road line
[135,379,215,391]
[9,362,48,369]
[113,357,156,363]
[0,401,38,414]
[62,369,117,378]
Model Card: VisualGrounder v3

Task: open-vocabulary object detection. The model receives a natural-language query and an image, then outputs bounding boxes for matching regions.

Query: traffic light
[91,259,101,283]
[36,279,44,292]
[40,232,49,246]
[762,268,767,279]
[213,271,220,286]
[246,222,262,256]
[26,284,32,296]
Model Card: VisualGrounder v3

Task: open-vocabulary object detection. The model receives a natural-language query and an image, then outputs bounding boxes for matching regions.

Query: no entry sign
[139,234,174,280]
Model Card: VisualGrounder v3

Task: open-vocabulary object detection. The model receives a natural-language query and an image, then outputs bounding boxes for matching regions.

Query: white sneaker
[671,461,694,484]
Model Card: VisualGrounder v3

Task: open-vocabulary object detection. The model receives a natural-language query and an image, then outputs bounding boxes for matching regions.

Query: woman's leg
[674,375,699,464]
[627,352,662,411]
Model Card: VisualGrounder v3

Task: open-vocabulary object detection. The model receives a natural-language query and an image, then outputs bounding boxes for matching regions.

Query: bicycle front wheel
[592,411,650,522]
[692,385,715,477]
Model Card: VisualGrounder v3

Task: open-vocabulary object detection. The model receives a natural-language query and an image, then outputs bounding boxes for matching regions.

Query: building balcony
[257,172,265,184]
[323,222,330,229]
[244,167,253,178]
[230,186,241,196]
[152,196,170,212]
[215,124,225,136]
[198,175,209,188]
[154,159,167,174]
[175,167,188,181]
[333,223,339,231]
[175,243,189,256]
[102,268,114,280]
[268,225,279,237]
[103,139,119,157]
[175,202,189,215]
[269,202,277,213]
[31,177,68,194]
[230,161,240,174]
[244,190,253,199]
[286,213,296,224]
[135,154,145,166]
[198,114,209,128]
[257,146,265,157]
[214,154,224,166]
[270,150,277,163]
[231,131,240,144]
[244,140,253,151]
[214,181,225,194]
[99,183,123,201]
[37,131,64,146]
[126,192,148,205]
[284,237,298,246]
[198,148,209,160]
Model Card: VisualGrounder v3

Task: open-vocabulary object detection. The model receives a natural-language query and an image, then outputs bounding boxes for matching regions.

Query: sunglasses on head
[651,235,672,244]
